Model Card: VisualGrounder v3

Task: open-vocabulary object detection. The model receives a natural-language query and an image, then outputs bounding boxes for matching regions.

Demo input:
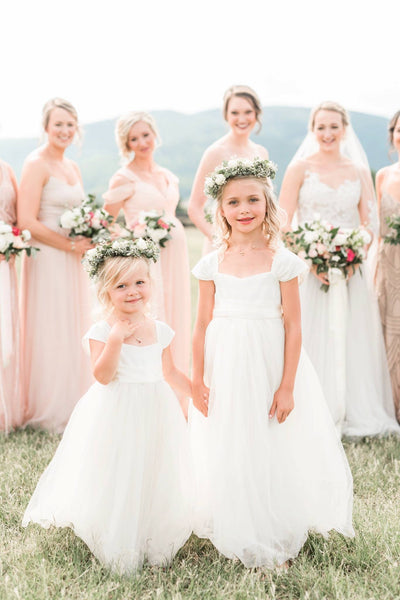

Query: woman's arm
[278,162,305,231]
[191,279,215,416]
[17,159,92,255]
[269,278,301,423]
[103,174,128,219]
[188,148,219,239]
[162,346,192,398]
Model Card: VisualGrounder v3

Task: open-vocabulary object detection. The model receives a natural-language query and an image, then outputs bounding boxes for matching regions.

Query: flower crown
[204,157,277,200]
[83,237,159,280]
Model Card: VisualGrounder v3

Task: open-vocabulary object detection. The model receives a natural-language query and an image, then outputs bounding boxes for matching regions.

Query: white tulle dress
[190,247,354,569]
[297,171,400,437]
[22,320,192,574]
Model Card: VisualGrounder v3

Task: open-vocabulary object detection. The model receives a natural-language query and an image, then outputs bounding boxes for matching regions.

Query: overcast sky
[1,0,398,138]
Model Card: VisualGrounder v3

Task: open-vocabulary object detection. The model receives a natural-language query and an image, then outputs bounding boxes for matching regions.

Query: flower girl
[23,238,192,574]
[191,158,354,569]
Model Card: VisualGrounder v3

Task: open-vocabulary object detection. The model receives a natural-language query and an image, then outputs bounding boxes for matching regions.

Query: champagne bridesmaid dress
[103,167,190,376]
[0,160,23,432]
[376,192,400,421]
[20,177,92,433]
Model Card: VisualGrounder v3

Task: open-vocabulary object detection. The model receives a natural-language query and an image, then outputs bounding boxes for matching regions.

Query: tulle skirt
[300,269,400,437]
[22,379,192,573]
[190,315,354,568]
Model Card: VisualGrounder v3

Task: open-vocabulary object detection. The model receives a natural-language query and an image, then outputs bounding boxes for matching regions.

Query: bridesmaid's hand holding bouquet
[60,194,114,244]
[283,218,371,292]
[0,221,39,262]
[384,214,400,245]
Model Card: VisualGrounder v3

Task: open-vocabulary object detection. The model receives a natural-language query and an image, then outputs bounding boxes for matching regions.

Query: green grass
[1,229,400,599]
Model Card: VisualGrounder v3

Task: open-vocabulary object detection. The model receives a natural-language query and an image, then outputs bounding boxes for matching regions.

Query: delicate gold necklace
[238,244,263,256]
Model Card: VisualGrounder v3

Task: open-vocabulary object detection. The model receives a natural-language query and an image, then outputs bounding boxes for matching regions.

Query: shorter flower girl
[23,238,192,574]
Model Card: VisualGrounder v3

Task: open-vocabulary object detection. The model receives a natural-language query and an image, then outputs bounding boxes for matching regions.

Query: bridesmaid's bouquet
[0,221,39,261]
[60,194,114,244]
[283,219,371,292]
[125,210,175,248]
[384,214,400,245]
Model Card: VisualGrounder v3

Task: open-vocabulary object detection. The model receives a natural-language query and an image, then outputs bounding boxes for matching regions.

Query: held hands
[310,264,330,286]
[192,380,210,417]
[269,386,294,424]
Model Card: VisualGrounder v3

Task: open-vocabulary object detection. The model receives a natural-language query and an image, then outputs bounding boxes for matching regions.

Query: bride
[279,101,399,437]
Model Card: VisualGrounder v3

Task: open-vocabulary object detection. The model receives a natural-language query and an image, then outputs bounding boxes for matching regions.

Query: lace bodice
[0,161,16,225]
[298,171,361,228]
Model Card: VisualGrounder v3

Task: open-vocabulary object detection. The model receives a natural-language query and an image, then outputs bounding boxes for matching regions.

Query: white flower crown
[83,237,159,280]
[204,157,277,200]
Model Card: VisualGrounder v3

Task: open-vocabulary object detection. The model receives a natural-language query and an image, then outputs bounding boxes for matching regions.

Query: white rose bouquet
[283,218,371,292]
[60,194,114,244]
[384,214,400,245]
[0,221,39,261]
[127,210,175,248]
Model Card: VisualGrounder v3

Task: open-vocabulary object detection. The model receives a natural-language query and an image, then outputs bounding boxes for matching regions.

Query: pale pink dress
[0,161,23,432]
[20,177,92,433]
[103,167,190,375]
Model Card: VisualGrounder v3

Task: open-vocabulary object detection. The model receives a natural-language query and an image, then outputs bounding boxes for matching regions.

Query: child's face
[221,179,266,234]
[108,262,151,317]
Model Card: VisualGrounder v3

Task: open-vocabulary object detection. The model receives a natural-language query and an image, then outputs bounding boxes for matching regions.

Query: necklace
[238,244,264,256]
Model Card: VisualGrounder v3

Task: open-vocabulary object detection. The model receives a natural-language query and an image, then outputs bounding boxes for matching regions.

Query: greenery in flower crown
[204,157,277,200]
[83,237,160,280]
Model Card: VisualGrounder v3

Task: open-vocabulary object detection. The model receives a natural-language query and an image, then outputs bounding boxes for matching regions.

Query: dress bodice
[298,171,361,228]
[38,176,84,232]
[84,320,174,384]
[0,161,16,225]
[103,167,180,229]
[379,192,400,237]
[192,248,308,320]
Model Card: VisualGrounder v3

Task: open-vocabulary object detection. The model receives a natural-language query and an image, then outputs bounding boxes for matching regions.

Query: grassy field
[1,228,400,599]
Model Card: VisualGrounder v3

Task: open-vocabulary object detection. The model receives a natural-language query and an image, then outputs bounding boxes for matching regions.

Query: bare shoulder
[21,152,49,179]
[109,171,131,189]
[250,140,269,159]
[285,159,308,180]
[376,165,391,184]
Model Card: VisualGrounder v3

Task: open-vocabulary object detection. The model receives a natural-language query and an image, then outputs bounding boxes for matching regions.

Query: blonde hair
[222,85,263,133]
[42,97,82,141]
[115,111,161,160]
[214,176,282,250]
[309,101,350,131]
[96,256,152,314]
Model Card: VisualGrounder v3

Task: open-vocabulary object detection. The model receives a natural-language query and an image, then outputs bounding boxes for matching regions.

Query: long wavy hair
[214,176,283,250]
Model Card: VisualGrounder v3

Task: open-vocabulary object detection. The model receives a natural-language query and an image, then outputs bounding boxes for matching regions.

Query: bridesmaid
[103,111,191,414]
[188,85,269,252]
[375,110,400,422]
[18,98,93,433]
[0,159,23,433]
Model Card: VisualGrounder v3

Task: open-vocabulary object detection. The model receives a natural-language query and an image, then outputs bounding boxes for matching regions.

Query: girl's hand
[192,380,209,417]
[70,236,94,255]
[0,254,15,263]
[110,320,138,342]
[269,387,294,424]
[311,264,329,286]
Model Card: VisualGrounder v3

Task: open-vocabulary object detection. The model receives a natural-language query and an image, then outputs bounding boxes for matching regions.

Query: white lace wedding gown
[297,171,400,437]
[190,247,354,568]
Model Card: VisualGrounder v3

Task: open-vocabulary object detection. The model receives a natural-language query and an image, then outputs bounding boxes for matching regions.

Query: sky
[1,0,399,139]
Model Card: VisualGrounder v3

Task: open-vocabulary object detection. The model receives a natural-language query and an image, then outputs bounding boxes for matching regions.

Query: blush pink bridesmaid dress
[20,177,92,433]
[0,161,23,432]
[103,167,191,376]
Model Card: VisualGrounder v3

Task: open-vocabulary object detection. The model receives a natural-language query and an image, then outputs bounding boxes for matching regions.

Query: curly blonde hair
[214,176,282,250]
